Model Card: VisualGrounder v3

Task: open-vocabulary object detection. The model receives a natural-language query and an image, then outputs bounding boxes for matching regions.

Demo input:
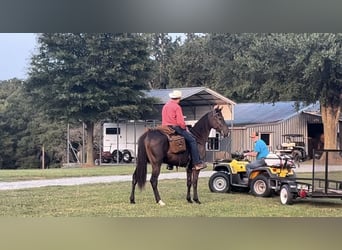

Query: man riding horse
[129,89,230,206]
[162,90,206,171]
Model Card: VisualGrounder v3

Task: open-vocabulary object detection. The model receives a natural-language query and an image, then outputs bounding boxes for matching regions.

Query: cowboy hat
[169,90,182,99]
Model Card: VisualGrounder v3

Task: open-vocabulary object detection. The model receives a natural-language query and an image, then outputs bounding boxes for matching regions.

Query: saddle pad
[151,126,186,154]
[168,135,186,154]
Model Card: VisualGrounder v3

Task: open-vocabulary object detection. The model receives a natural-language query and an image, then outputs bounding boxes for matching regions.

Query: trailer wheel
[122,150,132,163]
[208,172,231,193]
[250,175,271,197]
[112,150,123,163]
[280,185,293,205]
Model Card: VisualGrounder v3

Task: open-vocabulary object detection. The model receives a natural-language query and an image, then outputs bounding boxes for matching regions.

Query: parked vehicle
[278,149,342,205]
[208,151,296,197]
[275,134,307,162]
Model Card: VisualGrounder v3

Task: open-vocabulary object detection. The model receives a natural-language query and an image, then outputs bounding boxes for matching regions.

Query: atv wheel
[250,175,271,197]
[208,172,231,193]
[280,184,293,205]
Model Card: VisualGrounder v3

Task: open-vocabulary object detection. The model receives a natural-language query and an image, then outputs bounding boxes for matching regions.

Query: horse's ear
[213,105,221,111]
[214,105,222,112]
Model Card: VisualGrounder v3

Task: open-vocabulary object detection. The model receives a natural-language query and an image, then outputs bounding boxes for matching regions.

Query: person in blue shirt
[244,131,269,177]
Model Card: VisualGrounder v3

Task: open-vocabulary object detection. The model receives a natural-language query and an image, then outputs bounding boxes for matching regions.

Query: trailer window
[207,133,219,151]
[106,128,120,135]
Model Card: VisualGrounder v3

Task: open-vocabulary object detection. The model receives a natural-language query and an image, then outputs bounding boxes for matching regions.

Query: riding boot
[193,161,207,171]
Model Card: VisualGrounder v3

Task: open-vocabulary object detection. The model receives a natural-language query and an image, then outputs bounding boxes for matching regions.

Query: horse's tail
[136,131,149,190]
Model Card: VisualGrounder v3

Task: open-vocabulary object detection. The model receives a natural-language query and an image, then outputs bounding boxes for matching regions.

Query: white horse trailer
[102,121,159,163]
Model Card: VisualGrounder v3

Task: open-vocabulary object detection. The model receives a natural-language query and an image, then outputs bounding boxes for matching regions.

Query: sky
[0,33,37,81]
[0,33,185,82]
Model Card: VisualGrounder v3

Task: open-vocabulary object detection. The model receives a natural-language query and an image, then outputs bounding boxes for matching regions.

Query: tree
[168,34,213,88]
[206,33,260,101]
[145,33,180,89]
[0,79,65,168]
[232,33,342,152]
[288,34,342,151]
[25,33,155,166]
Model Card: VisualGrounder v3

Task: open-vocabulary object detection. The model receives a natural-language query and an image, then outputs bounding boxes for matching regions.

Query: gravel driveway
[0,163,340,191]
[0,171,214,190]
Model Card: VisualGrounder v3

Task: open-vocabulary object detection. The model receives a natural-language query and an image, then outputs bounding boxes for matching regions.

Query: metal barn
[228,101,342,160]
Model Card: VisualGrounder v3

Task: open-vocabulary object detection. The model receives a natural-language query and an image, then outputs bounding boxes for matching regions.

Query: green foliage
[143,33,181,89]
[0,79,66,169]
[168,34,213,88]
[25,33,155,123]
[287,33,342,107]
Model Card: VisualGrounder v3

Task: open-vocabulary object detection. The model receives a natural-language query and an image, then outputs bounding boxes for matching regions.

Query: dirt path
[0,171,213,191]
[0,162,340,191]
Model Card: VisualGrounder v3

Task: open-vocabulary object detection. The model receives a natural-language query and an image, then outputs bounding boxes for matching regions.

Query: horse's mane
[190,111,211,143]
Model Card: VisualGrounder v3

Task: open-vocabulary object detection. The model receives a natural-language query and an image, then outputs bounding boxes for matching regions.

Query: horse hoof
[194,199,201,204]
[130,200,135,204]
[187,199,193,203]
[158,200,166,206]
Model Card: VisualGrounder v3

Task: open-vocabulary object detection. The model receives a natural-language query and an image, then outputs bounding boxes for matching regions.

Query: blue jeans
[171,126,201,165]
[246,159,266,176]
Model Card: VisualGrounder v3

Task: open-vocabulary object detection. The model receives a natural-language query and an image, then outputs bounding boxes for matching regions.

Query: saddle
[153,126,187,154]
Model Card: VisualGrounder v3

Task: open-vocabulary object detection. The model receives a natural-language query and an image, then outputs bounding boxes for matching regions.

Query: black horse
[130,106,230,206]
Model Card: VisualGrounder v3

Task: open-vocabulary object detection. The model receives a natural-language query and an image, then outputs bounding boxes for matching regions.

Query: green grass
[0,177,341,217]
[0,164,134,181]
[0,165,341,217]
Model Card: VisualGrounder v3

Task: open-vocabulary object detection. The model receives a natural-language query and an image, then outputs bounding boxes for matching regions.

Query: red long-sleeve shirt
[162,100,186,129]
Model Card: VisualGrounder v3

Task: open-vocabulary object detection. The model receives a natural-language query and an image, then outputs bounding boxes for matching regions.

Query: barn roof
[144,87,236,107]
[231,101,320,125]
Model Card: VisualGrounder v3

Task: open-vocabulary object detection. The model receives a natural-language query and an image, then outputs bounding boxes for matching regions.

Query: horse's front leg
[150,165,165,206]
[186,167,193,203]
[192,169,201,204]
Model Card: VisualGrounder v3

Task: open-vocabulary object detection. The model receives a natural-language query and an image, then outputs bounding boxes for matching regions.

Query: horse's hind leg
[150,164,165,206]
[129,169,137,204]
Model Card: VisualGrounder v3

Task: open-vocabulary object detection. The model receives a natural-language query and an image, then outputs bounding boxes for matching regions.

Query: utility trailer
[278,149,342,205]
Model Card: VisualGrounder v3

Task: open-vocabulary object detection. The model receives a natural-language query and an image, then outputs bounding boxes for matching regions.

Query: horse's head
[210,106,230,137]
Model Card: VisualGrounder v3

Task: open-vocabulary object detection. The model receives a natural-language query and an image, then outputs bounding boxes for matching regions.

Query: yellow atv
[208,152,296,197]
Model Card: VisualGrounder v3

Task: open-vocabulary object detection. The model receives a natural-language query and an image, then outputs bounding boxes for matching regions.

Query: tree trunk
[85,121,95,167]
[321,104,340,149]
[320,103,341,161]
